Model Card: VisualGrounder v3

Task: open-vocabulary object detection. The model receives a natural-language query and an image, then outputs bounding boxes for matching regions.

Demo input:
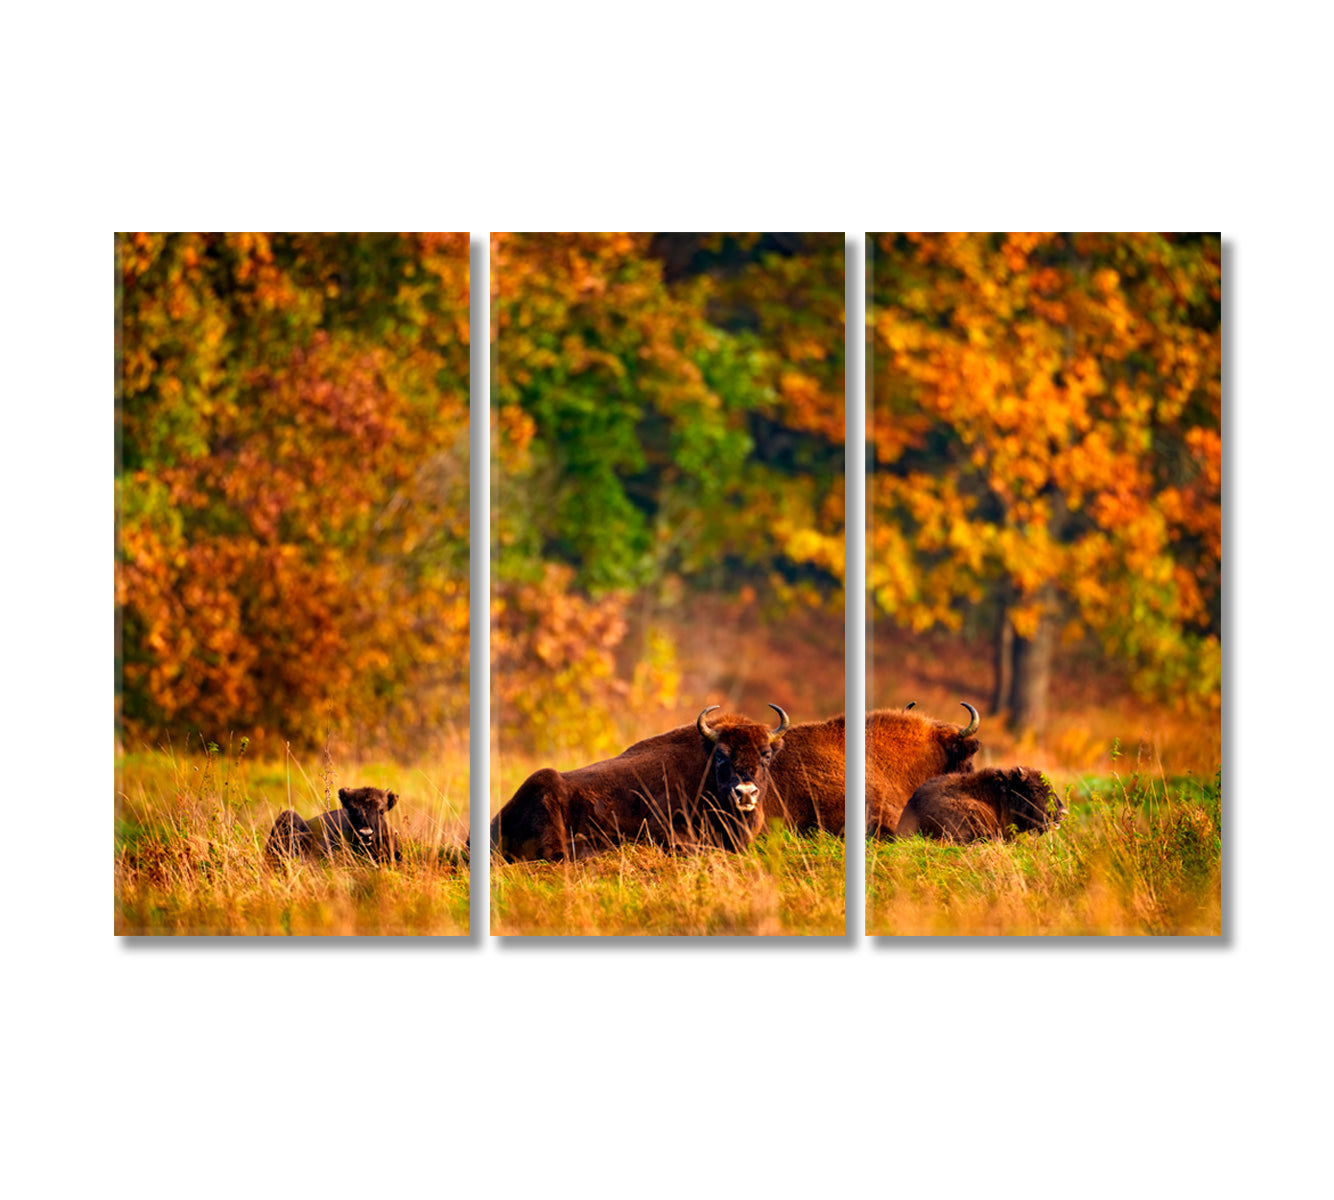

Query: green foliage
[491,234,783,593]
[491,233,846,596]
[490,234,846,750]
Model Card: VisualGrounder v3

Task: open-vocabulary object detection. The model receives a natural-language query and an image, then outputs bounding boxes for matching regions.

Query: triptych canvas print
[114,232,1221,938]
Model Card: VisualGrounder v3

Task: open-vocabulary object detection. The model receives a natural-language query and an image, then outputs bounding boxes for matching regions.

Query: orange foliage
[490,564,681,758]
[870,232,1221,715]
[116,233,470,755]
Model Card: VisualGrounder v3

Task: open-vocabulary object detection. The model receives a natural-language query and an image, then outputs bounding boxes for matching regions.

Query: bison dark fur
[895,766,1065,843]
[866,703,981,838]
[489,706,789,862]
[265,786,402,865]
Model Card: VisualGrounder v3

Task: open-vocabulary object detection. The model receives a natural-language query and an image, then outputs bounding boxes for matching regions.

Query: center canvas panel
[489,233,846,936]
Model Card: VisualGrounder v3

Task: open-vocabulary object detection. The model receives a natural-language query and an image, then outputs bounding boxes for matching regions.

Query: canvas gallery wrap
[489,233,847,936]
[114,233,471,936]
[864,232,1221,936]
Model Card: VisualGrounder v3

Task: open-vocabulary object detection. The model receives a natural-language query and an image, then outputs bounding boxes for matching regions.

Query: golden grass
[115,739,469,936]
[489,827,843,936]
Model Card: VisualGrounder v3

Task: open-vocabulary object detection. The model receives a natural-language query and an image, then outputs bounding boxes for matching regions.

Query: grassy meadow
[486,612,1222,938]
[114,737,470,936]
[487,747,845,936]
[487,599,849,937]
[867,768,1221,936]
[490,824,845,937]
[865,621,1221,937]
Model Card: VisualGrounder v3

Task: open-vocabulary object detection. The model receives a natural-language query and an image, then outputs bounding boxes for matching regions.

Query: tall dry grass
[115,737,469,936]
[490,828,844,937]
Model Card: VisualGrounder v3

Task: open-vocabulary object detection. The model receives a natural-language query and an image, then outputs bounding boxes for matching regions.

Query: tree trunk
[992,600,1014,717]
[1010,619,1054,734]
[995,586,1057,735]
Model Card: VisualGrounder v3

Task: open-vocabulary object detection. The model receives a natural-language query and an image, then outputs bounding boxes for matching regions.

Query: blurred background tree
[869,232,1221,735]
[491,233,846,755]
[116,232,470,757]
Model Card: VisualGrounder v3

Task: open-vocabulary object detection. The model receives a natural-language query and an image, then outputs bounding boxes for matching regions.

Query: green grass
[866,770,1221,936]
[115,740,469,936]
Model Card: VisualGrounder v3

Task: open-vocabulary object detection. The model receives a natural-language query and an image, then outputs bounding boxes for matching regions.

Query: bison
[866,702,981,837]
[895,766,1065,843]
[489,704,790,862]
[265,786,402,865]
[764,714,847,834]
[762,703,981,837]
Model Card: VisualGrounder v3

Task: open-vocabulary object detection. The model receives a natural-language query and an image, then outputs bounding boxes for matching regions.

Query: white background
[6,3,1328,1197]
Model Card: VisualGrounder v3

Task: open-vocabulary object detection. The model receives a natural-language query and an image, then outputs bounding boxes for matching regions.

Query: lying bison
[761,703,981,836]
[895,766,1065,843]
[489,704,790,861]
[866,702,981,838]
[265,787,402,865]
[764,713,847,833]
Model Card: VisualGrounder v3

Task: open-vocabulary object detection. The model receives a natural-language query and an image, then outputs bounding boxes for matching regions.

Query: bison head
[942,702,981,770]
[696,704,789,814]
[338,786,399,862]
[1001,767,1064,833]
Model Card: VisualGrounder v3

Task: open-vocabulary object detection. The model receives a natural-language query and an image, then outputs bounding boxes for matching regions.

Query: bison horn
[905,701,916,711]
[697,705,722,743]
[958,701,979,737]
[767,703,791,740]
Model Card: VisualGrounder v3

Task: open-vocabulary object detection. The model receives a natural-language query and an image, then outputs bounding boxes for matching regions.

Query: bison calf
[265,786,402,865]
[895,767,1064,844]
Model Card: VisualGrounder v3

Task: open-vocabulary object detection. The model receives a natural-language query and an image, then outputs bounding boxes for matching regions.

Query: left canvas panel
[114,233,471,935]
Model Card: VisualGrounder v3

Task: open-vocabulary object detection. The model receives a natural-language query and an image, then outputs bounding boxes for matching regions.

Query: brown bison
[265,787,402,865]
[866,702,981,837]
[764,714,847,833]
[489,704,790,862]
[761,703,980,836]
[895,766,1065,843]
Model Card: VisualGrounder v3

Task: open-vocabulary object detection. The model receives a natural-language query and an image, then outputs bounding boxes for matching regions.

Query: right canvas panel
[865,233,1221,936]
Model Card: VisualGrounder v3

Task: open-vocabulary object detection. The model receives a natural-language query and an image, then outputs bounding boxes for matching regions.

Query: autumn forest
[116,232,472,760]
[869,232,1220,738]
